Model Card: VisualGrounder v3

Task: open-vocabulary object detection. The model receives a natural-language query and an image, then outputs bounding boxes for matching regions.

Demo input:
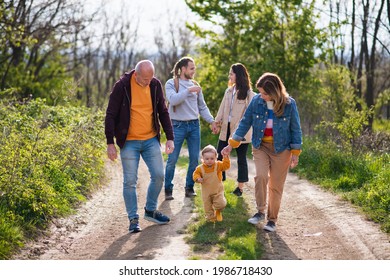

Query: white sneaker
[247,212,265,225]
[263,220,276,232]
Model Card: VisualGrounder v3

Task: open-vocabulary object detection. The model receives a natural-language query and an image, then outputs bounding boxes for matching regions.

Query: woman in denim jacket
[222,72,302,232]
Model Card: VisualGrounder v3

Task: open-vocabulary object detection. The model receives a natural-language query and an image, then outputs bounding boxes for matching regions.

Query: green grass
[0,209,24,259]
[162,153,189,168]
[167,148,264,259]
[292,137,390,233]
[186,179,263,260]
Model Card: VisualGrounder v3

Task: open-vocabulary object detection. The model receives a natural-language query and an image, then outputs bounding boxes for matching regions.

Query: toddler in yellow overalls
[193,145,230,222]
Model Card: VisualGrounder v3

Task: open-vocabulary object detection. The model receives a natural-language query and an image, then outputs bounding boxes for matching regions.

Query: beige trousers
[252,141,291,223]
[200,165,227,220]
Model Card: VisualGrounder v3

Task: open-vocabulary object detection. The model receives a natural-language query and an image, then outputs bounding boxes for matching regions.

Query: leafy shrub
[294,137,390,233]
[335,176,359,192]
[0,98,105,259]
[350,154,390,232]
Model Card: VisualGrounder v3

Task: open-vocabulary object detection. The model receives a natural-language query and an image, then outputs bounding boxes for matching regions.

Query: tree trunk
[349,0,357,100]
[365,0,386,129]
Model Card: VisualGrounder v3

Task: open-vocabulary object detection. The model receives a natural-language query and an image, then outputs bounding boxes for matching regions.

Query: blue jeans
[120,137,164,221]
[165,119,200,191]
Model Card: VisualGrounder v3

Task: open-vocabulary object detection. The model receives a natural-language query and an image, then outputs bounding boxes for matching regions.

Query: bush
[294,137,390,233]
[0,98,105,259]
[350,154,390,232]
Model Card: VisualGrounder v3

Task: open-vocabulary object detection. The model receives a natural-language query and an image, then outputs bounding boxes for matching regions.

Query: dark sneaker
[129,218,142,233]
[165,190,174,200]
[144,208,170,224]
[263,220,276,232]
[247,212,265,225]
[185,188,197,197]
[232,187,243,197]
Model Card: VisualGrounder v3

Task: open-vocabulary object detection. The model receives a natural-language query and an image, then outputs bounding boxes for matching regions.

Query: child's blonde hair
[201,144,217,156]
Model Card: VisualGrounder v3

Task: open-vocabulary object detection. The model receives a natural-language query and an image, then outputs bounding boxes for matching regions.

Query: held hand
[221,145,233,157]
[196,178,204,183]
[211,121,219,134]
[214,121,222,134]
[107,144,117,161]
[290,155,299,169]
[188,85,201,94]
[165,140,175,155]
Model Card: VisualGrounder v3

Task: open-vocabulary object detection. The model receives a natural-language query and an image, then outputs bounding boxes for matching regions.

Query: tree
[185,0,255,113]
[0,0,93,103]
[362,0,387,128]
[79,6,141,108]
[185,0,327,127]
[153,21,193,85]
[325,0,390,130]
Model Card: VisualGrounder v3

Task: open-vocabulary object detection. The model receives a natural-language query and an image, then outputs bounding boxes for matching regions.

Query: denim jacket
[232,94,302,153]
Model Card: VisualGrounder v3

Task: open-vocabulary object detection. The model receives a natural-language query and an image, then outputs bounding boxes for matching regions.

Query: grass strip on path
[186,179,264,260]
[164,152,264,260]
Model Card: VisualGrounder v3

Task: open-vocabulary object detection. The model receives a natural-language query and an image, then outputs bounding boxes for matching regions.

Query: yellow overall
[200,164,227,220]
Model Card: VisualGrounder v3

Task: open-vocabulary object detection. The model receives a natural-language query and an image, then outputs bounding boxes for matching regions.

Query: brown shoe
[165,190,174,200]
[185,188,197,197]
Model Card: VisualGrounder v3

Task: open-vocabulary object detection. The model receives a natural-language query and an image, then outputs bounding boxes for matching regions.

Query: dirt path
[14,158,194,260]
[227,159,390,260]
[14,156,390,260]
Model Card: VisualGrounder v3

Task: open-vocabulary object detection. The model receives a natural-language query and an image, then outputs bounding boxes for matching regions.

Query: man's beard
[184,73,193,79]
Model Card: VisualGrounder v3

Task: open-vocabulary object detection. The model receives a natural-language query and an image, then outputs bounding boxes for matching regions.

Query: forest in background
[0,0,389,259]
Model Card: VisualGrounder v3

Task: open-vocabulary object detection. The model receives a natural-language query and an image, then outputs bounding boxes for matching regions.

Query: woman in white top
[214,63,256,196]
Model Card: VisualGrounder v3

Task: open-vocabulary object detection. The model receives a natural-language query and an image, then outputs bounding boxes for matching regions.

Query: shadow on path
[98,167,194,260]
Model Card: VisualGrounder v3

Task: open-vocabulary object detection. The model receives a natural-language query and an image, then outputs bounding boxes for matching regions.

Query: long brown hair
[171,57,194,78]
[256,72,289,117]
[231,63,252,100]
